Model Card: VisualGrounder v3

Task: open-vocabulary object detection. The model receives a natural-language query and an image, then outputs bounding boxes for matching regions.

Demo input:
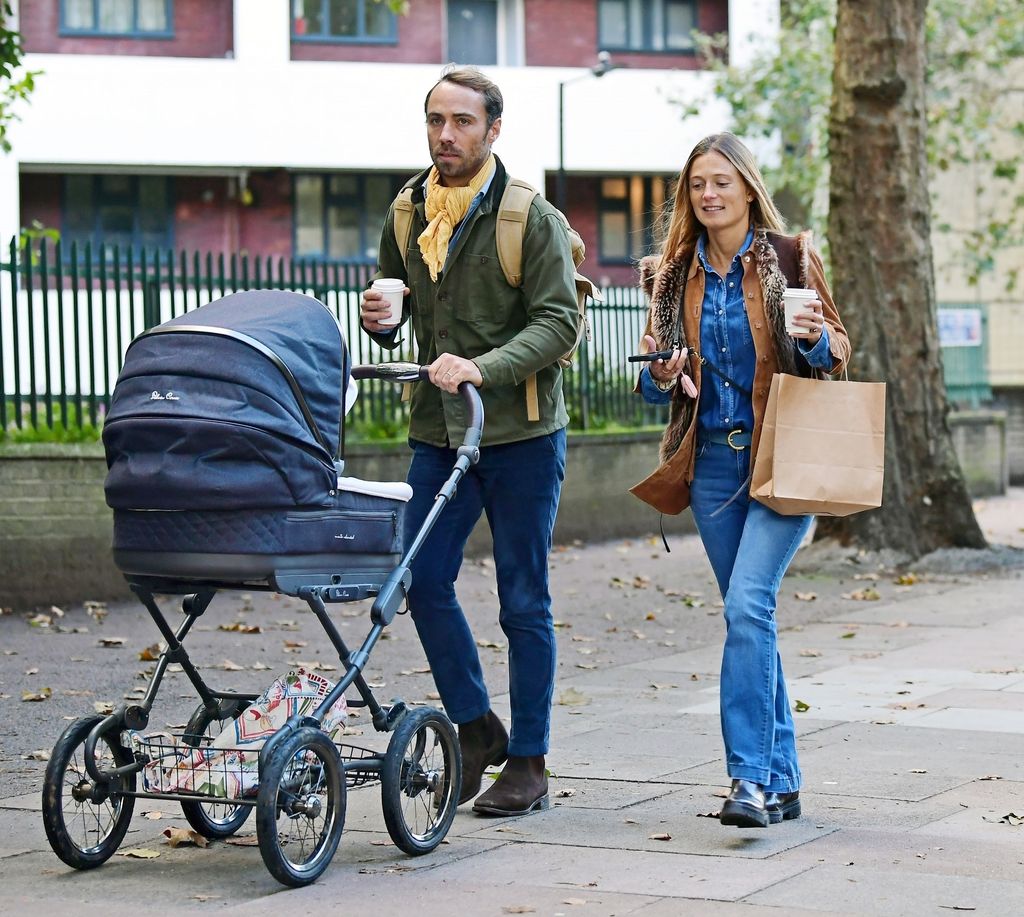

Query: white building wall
[2,0,779,245]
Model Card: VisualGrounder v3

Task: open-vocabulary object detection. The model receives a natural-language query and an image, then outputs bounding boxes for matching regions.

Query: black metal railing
[1,238,665,439]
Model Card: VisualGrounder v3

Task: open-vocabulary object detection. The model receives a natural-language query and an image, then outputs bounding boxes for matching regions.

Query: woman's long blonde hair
[658,132,786,270]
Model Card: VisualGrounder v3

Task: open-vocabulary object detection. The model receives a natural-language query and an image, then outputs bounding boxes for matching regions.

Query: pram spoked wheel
[179,700,252,839]
[256,726,346,887]
[42,716,136,869]
[381,707,460,855]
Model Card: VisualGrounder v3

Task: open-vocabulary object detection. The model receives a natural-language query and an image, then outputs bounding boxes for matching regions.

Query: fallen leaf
[117,848,161,858]
[225,835,260,846]
[476,638,505,649]
[556,687,590,707]
[794,592,817,601]
[794,699,811,713]
[696,811,721,818]
[142,811,164,820]
[555,788,576,798]
[22,688,53,702]
[138,643,163,661]
[799,649,823,657]
[894,572,919,586]
[211,659,244,671]
[190,895,221,902]
[98,637,127,647]
[563,899,588,906]
[163,827,210,848]
[501,907,536,914]
[24,667,39,676]
[93,701,115,714]
[842,588,881,601]
[649,832,672,841]
[23,749,50,761]
[218,622,262,634]
[909,768,928,774]
[979,775,1002,781]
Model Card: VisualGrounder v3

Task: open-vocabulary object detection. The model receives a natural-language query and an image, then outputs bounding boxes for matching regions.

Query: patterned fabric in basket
[143,668,348,798]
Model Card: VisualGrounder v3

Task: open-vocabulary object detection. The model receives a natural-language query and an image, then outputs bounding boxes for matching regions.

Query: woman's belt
[699,428,752,451]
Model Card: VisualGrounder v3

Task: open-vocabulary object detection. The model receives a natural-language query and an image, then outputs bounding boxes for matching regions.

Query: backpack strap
[496,178,538,287]
[393,187,416,270]
[392,187,418,401]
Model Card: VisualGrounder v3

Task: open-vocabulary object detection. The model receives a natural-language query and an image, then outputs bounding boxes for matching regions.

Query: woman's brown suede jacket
[630,230,851,515]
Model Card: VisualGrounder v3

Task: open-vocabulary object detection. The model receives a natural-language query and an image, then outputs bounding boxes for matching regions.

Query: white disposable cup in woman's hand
[783,288,818,334]
[371,278,405,326]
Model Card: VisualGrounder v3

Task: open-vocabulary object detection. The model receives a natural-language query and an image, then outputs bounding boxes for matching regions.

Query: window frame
[59,0,175,40]
[292,172,407,264]
[61,174,175,258]
[597,174,670,266]
[291,0,399,45]
[596,0,698,55]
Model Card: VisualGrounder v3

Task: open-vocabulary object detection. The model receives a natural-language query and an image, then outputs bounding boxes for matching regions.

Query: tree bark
[822,0,986,556]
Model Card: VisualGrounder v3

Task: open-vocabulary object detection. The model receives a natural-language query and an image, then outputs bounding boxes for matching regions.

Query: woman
[632,133,850,828]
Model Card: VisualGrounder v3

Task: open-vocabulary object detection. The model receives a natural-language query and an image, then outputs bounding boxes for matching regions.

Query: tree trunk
[822,0,986,556]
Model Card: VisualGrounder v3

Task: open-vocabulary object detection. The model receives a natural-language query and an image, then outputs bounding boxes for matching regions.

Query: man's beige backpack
[393,177,603,421]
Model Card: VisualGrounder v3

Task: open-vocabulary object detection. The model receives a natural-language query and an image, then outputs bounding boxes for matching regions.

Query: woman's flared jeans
[690,441,812,793]
[402,430,566,758]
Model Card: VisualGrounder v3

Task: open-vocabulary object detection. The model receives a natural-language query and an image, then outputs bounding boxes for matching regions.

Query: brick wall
[21,0,234,58]
[526,0,726,69]
[291,0,443,63]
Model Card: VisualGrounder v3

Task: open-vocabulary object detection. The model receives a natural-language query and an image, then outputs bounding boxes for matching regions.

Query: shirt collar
[696,226,755,274]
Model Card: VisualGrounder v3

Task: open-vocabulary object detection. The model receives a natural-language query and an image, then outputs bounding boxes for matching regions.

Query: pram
[41,290,483,887]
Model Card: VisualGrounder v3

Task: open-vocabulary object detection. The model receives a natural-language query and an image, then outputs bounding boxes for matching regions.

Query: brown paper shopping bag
[750,374,886,516]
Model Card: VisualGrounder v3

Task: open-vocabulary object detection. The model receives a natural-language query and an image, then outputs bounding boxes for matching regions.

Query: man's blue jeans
[403,429,566,757]
[689,440,813,793]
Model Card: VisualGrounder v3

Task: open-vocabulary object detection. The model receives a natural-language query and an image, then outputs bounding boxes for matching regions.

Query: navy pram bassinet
[103,290,409,593]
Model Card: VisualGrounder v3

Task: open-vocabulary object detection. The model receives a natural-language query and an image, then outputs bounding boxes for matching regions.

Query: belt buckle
[726,429,745,451]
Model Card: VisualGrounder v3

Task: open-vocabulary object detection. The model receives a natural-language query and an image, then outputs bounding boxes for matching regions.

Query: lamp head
[591,51,619,78]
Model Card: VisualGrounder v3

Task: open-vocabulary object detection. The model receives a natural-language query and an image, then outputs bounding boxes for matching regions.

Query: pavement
[2,490,1023,916]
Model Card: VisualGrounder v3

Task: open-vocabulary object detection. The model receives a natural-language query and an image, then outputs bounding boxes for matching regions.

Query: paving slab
[747,862,1024,916]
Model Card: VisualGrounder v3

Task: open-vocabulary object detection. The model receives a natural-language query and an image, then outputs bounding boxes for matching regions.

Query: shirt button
[718,309,724,315]
[480,256,487,264]
[724,417,730,423]
[438,329,448,339]
[728,282,734,288]
[725,382,730,388]
[744,256,750,262]
[438,293,449,302]
[720,347,726,353]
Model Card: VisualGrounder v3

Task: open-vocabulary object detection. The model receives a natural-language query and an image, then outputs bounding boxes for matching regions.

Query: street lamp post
[556,52,619,215]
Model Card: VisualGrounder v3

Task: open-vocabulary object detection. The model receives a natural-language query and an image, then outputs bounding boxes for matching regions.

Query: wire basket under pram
[40,290,484,887]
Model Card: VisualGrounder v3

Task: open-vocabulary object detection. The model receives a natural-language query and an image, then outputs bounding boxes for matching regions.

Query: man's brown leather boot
[458,710,509,804]
[472,754,549,816]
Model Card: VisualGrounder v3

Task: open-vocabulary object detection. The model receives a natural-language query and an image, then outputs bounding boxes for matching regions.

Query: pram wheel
[380,707,460,855]
[42,716,137,869]
[179,700,252,838]
[256,726,345,887]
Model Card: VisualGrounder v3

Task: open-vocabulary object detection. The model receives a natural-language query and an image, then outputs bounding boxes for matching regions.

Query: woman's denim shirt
[640,231,834,434]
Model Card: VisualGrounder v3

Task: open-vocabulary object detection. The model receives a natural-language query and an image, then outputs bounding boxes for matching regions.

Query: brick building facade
[12,0,762,288]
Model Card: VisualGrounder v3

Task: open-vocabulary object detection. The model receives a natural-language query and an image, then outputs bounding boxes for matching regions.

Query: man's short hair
[424,64,504,128]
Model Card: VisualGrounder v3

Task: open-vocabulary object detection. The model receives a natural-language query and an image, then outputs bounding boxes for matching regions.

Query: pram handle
[352,363,484,456]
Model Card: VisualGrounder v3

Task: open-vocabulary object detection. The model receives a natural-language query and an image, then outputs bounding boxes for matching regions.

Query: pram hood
[104,290,351,511]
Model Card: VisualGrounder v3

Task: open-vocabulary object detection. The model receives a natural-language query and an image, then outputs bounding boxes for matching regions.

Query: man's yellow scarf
[417,154,495,282]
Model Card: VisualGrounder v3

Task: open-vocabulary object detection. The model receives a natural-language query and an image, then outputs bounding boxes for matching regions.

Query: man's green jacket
[365,156,579,448]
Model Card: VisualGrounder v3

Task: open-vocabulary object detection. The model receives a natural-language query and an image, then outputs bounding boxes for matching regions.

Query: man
[360,66,578,817]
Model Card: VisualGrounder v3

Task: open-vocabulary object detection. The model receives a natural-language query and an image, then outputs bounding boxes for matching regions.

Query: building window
[292,0,397,43]
[598,175,670,264]
[61,0,173,37]
[598,0,696,53]
[62,174,173,255]
[448,0,498,66]
[294,173,406,262]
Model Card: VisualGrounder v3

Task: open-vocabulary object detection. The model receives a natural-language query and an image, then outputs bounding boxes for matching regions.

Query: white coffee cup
[371,278,405,327]
[782,288,818,334]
